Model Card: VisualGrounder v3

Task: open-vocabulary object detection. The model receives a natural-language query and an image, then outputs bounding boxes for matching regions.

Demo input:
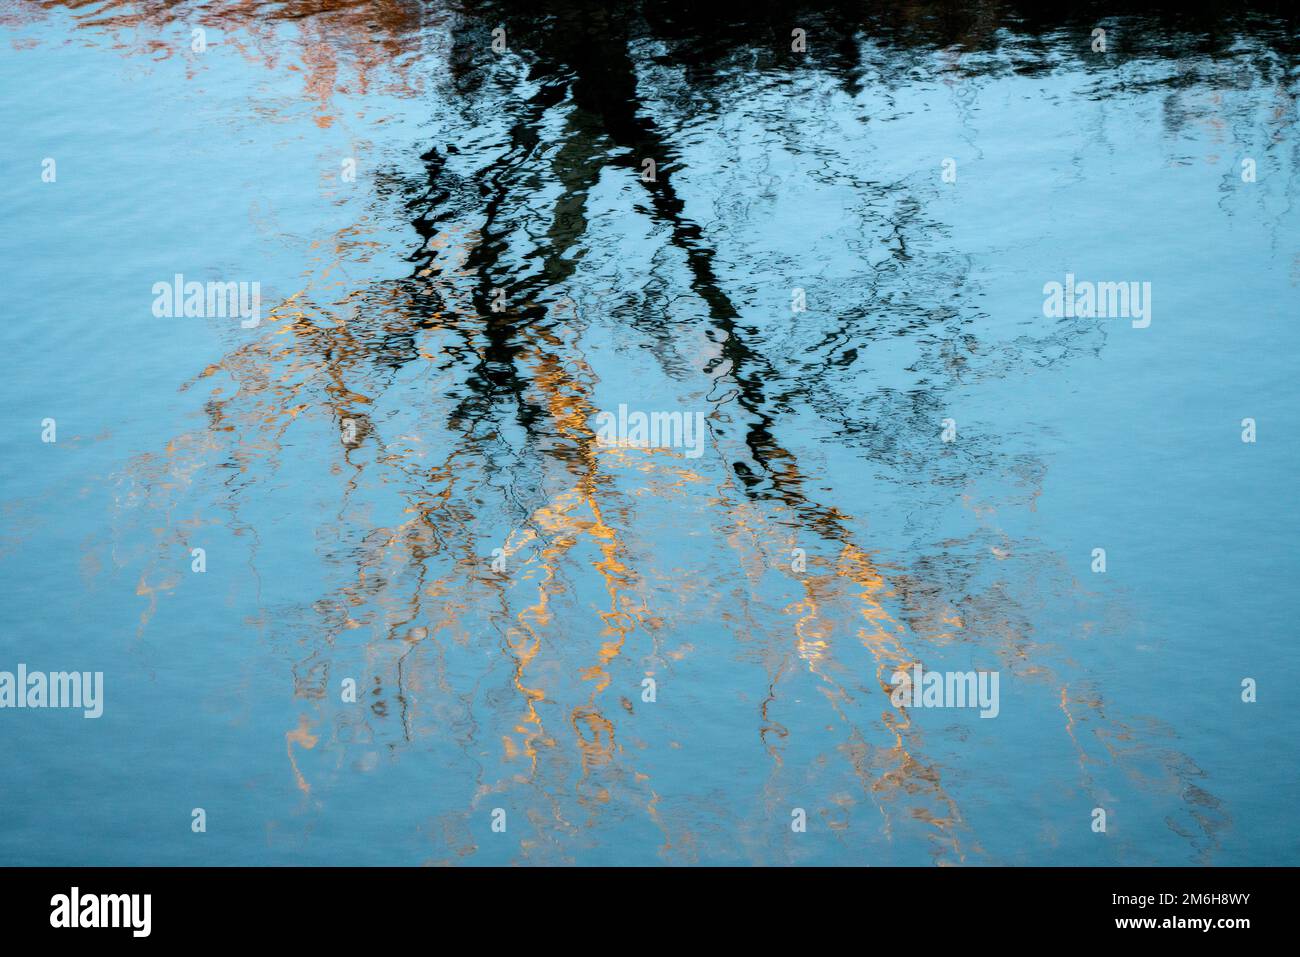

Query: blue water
[1,1,1297,865]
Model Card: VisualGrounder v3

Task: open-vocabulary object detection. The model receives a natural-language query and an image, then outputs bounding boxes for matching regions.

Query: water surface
[1,0,1298,865]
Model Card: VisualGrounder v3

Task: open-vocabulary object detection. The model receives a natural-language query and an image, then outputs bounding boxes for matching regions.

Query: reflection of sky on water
[0,1,1297,864]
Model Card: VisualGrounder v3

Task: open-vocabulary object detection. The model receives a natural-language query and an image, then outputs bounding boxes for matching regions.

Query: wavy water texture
[3,0,1297,865]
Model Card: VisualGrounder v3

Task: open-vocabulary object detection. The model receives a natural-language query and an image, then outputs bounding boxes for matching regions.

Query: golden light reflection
[56,0,1236,864]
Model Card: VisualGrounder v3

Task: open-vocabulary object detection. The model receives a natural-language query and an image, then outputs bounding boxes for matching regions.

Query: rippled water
[1,1,1298,865]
